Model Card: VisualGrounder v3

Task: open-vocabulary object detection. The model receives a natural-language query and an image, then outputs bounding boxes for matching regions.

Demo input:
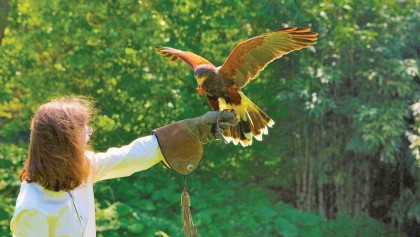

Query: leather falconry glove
[180,111,237,144]
[153,111,237,175]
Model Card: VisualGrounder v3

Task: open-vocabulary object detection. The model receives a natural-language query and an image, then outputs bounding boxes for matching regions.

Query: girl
[10,96,236,236]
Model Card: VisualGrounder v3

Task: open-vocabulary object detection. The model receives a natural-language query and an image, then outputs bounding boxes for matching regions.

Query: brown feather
[219,27,318,88]
[228,88,242,105]
[245,111,261,137]
[229,124,240,142]
[247,109,264,133]
[156,46,214,70]
[205,95,220,111]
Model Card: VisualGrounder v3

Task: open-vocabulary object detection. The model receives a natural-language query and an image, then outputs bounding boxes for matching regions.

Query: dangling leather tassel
[181,176,196,237]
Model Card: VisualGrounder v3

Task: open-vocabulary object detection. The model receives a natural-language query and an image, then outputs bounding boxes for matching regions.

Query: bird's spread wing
[156,46,214,70]
[219,27,318,88]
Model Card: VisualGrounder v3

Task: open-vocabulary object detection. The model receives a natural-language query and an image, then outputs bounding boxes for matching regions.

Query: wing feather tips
[293,38,318,45]
[155,46,171,54]
[274,27,318,46]
[294,27,311,32]
[156,46,179,61]
[276,27,298,32]
[274,27,317,35]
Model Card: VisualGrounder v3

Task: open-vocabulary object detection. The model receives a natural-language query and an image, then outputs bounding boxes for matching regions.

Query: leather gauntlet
[153,111,236,175]
[153,122,203,175]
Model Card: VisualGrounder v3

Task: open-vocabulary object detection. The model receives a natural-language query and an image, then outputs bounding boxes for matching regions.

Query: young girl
[10,96,236,236]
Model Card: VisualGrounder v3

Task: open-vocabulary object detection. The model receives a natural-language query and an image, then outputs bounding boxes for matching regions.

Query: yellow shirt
[10,135,164,237]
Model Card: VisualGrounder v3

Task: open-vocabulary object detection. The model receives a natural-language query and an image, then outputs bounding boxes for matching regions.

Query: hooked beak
[197,85,204,95]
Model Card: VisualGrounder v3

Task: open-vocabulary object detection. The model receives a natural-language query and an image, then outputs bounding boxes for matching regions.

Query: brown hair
[20,96,94,191]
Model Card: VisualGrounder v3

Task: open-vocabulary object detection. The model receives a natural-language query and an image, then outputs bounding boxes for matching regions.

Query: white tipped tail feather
[219,91,274,147]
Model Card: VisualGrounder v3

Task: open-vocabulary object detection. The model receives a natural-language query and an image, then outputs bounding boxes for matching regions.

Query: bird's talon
[216,119,227,143]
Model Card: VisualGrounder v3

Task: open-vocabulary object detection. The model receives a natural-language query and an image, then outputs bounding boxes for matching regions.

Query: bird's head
[194,65,215,95]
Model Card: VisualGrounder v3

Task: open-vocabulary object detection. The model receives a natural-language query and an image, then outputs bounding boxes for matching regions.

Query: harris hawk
[156,27,318,146]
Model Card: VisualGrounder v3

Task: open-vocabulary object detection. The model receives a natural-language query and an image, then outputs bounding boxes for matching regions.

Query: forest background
[0,0,419,236]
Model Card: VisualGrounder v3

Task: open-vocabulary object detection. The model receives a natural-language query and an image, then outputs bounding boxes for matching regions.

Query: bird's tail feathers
[222,92,274,147]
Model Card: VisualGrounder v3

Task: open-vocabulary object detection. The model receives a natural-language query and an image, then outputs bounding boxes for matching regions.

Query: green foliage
[0,0,418,236]
[324,213,406,237]
[93,171,404,237]
[0,144,26,234]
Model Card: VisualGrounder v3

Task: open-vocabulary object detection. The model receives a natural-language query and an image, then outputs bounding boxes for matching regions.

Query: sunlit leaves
[0,0,419,236]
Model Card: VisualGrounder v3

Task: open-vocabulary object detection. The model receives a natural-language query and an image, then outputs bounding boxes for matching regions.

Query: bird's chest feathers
[200,79,241,106]
[201,77,224,96]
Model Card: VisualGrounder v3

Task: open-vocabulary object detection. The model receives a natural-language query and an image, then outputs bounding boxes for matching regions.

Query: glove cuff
[153,122,203,175]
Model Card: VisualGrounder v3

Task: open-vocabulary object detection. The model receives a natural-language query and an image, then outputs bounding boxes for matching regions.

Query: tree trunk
[0,0,10,45]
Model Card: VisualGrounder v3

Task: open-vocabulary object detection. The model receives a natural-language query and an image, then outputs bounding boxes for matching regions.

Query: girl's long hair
[20,96,94,191]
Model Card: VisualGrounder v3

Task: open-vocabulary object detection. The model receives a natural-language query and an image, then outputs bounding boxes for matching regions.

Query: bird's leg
[215,119,227,143]
[215,109,236,144]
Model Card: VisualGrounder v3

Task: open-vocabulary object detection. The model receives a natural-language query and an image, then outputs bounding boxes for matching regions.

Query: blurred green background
[0,0,419,236]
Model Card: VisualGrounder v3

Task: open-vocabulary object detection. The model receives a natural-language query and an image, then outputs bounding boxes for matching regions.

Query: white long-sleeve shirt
[10,135,164,237]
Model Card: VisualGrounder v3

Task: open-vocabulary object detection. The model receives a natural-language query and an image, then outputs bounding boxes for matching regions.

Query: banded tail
[218,91,274,146]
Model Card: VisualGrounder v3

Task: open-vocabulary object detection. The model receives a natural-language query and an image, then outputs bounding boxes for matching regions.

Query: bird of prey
[156,27,318,146]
